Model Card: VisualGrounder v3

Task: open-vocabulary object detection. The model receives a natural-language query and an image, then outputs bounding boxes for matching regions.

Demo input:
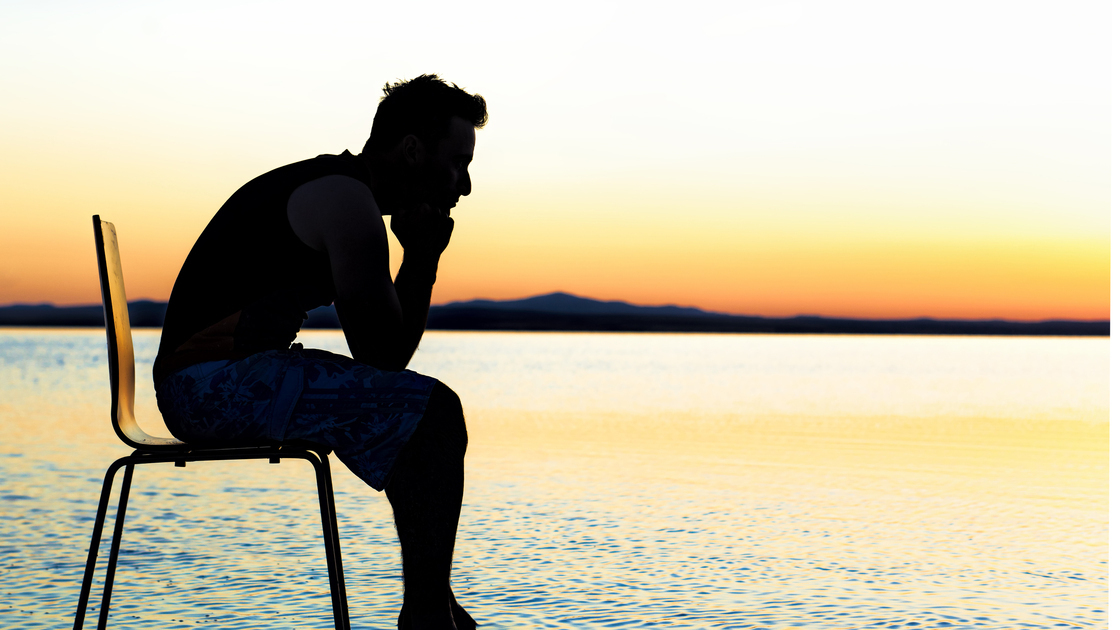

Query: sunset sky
[0,0,1109,320]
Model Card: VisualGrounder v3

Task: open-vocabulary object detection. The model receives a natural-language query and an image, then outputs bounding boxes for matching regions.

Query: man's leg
[159,350,472,627]
[385,382,474,630]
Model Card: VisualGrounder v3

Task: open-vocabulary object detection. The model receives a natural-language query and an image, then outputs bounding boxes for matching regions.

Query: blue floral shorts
[156,347,436,490]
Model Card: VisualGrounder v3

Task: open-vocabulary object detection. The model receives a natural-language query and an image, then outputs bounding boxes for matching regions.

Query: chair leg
[97,462,136,630]
[322,455,350,626]
[75,451,351,629]
[313,453,350,630]
[74,459,127,630]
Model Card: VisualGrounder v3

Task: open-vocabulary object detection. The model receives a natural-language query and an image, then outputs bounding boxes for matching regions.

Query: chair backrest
[93,216,184,450]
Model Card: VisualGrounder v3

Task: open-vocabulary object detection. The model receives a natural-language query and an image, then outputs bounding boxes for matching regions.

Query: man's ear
[400,134,426,166]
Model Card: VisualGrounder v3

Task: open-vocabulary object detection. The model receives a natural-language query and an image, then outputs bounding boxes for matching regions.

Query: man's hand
[390,202,455,259]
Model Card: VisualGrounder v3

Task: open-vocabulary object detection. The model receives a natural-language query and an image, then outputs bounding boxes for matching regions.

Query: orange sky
[0,1,1109,321]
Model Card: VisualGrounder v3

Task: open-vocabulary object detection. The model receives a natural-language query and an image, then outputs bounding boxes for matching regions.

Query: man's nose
[459,172,471,197]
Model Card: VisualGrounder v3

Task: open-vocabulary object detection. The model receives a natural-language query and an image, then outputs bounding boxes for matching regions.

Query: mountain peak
[438,292,717,317]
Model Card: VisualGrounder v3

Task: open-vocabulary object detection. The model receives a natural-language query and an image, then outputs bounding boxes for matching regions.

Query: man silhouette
[153,74,484,630]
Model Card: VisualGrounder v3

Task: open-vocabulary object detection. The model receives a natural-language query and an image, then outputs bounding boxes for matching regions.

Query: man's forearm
[388,252,440,368]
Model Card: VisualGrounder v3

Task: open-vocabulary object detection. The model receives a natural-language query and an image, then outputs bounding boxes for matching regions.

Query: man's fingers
[424,203,449,218]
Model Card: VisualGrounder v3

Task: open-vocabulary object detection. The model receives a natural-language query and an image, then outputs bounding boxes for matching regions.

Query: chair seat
[132,439,334,456]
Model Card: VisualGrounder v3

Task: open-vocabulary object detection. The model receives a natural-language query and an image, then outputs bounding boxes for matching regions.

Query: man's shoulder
[291,173,377,211]
[235,151,370,198]
[287,163,383,254]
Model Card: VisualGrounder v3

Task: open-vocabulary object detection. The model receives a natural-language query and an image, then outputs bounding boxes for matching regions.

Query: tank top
[153,150,372,387]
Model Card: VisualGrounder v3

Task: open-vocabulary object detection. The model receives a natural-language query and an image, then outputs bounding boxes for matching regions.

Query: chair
[75,215,350,629]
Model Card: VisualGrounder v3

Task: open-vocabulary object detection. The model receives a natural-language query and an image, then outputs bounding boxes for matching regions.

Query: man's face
[420,115,475,213]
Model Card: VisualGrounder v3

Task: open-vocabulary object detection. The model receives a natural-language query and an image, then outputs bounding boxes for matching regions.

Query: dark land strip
[0,298,1108,336]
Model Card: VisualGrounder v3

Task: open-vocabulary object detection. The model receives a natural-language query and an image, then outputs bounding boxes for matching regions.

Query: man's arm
[287,174,451,371]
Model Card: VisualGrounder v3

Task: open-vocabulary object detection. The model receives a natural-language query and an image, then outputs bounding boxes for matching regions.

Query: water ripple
[0,331,1107,628]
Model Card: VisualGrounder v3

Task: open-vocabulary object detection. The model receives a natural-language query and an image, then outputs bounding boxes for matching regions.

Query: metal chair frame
[76,215,350,629]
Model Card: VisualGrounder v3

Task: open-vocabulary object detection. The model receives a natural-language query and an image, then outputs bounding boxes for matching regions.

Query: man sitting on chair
[153,74,484,630]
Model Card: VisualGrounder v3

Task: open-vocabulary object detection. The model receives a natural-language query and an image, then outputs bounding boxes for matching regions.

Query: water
[0,329,1108,629]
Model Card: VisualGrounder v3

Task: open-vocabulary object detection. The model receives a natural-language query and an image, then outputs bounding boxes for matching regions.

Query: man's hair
[362,74,487,155]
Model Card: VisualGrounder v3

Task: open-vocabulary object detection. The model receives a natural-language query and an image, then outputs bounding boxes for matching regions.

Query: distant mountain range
[0,300,169,327]
[0,292,1108,336]
[436,292,718,317]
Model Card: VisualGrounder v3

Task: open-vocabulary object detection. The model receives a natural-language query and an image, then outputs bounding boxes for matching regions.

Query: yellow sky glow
[0,0,1109,320]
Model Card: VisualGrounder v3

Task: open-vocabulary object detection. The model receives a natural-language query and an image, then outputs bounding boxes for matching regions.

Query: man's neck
[359,151,400,215]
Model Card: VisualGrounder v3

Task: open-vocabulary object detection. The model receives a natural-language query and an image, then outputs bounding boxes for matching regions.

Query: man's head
[363,75,487,212]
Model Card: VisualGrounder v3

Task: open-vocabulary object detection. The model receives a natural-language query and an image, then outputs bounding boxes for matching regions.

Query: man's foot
[398,590,476,630]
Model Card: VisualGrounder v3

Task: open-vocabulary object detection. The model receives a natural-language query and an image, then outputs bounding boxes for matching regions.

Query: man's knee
[413,381,467,457]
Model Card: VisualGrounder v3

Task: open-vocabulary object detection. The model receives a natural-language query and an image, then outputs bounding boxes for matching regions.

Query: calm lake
[0,329,1108,629]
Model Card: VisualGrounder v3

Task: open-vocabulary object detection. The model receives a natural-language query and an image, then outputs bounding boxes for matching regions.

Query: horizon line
[0,293,1109,325]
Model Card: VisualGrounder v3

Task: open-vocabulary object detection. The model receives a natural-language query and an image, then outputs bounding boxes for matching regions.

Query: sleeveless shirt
[153,151,372,387]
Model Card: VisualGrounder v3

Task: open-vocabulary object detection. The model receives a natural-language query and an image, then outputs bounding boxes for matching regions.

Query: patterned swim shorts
[156,347,436,490]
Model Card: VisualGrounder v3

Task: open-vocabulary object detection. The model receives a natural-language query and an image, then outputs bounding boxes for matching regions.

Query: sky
[0,0,1110,320]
